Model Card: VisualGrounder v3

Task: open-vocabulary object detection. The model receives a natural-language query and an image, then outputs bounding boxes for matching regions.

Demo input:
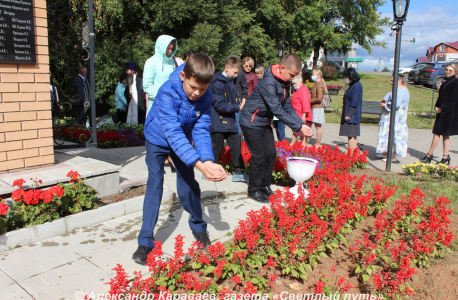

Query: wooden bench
[361,101,381,115]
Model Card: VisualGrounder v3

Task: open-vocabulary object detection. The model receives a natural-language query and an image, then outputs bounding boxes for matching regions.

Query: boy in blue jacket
[133,54,226,265]
[209,56,249,182]
[240,54,313,203]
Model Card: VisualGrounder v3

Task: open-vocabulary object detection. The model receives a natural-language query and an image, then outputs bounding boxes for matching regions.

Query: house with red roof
[425,42,458,62]
[416,57,427,63]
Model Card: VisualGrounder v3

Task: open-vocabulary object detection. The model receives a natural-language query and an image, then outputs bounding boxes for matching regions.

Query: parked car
[418,62,448,89]
[400,63,427,81]
[408,64,430,84]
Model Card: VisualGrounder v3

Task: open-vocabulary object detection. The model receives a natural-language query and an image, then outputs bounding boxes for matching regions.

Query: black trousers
[241,125,276,193]
[75,105,92,126]
[211,131,245,174]
[117,109,126,124]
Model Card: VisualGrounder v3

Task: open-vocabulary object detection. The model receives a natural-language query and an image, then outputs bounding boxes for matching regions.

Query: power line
[403,22,458,27]
[402,34,458,38]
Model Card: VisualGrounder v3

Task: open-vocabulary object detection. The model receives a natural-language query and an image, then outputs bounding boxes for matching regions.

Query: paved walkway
[1,123,457,299]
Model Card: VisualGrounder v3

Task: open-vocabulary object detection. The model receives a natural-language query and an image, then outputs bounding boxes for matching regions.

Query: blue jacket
[209,71,241,133]
[115,82,128,111]
[342,81,363,125]
[240,64,303,131]
[144,64,215,167]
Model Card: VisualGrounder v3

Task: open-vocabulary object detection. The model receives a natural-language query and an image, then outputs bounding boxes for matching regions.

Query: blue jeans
[273,120,286,141]
[235,111,242,135]
[137,141,207,248]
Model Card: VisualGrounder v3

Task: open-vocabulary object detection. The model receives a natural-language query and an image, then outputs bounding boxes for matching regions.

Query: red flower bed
[95,145,454,299]
[0,171,98,234]
[220,141,368,184]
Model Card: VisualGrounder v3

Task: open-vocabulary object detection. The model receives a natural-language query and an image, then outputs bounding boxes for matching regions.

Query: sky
[355,0,458,71]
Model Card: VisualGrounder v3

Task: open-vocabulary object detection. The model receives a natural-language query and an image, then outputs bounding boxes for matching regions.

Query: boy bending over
[240,54,313,203]
[133,54,226,265]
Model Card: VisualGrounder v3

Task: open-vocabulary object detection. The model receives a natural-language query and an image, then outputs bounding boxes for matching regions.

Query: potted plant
[327,85,343,95]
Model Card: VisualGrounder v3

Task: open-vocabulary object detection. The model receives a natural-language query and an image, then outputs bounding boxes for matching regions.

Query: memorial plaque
[0,0,36,64]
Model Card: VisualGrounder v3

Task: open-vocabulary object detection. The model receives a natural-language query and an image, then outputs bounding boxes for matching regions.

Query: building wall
[0,0,54,172]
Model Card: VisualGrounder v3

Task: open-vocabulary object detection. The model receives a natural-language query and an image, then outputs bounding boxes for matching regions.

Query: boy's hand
[300,124,314,137]
[240,98,246,111]
[195,161,226,181]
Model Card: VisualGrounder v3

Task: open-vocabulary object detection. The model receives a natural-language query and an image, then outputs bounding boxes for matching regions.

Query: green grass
[322,73,435,130]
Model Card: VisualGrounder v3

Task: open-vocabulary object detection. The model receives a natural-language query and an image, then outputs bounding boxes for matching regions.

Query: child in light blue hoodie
[115,73,128,123]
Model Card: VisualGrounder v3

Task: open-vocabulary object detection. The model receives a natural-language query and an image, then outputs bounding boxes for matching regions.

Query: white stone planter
[0,187,172,252]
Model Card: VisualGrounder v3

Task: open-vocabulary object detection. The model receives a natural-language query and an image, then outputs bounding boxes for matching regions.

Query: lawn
[322,73,436,130]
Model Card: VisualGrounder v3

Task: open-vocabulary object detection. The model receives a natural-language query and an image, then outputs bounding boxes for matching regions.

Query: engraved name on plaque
[0,0,36,63]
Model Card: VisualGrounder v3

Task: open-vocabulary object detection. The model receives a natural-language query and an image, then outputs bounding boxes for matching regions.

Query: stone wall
[0,0,53,172]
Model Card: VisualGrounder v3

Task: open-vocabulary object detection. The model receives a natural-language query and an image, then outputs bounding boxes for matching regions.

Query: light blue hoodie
[115,82,127,111]
[143,35,178,114]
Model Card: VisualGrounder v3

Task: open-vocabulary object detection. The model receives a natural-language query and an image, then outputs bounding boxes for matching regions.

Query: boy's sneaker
[192,231,211,250]
[132,245,153,265]
[232,172,249,182]
[261,186,274,197]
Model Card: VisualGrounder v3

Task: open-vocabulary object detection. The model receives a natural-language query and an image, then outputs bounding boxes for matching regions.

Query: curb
[0,186,173,252]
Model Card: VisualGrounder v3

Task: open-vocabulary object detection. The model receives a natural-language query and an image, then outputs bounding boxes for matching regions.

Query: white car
[399,63,427,80]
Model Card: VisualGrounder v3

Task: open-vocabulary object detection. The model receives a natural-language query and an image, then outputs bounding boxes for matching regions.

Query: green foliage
[57,180,98,215]
[382,66,390,72]
[3,175,98,234]
[48,0,389,116]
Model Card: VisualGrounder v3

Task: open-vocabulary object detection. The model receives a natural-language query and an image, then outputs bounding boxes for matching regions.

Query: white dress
[376,88,410,157]
[126,74,138,125]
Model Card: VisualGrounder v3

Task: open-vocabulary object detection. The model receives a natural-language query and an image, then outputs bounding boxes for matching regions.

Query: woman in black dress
[421,63,458,165]
[340,68,363,150]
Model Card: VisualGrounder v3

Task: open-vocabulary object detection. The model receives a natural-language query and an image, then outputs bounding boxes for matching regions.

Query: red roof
[428,47,434,53]
[447,41,458,49]
[416,57,427,62]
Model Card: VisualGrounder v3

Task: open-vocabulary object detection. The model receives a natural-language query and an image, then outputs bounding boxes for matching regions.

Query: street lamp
[386,0,410,172]
[392,0,409,21]
[277,43,285,60]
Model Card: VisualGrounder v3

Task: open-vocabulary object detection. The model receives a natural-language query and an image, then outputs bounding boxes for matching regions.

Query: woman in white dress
[126,72,139,125]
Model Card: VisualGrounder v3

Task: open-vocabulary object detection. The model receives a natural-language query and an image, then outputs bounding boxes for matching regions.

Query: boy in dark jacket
[240,54,313,203]
[209,56,249,182]
[132,54,226,265]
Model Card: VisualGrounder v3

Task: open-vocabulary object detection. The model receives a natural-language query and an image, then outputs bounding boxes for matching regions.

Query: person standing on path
[339,67,363,151]
[242,57,259,98]
[376,74,410,162]
[309,69,327,146]
[235,61,248,136]
[133,54,226,265]
[421,63,458,165]
[143,35,178,117]
[125,62,147,125]
[115,73,128,124]
[240,54,313,203]
[290,75,312,146]
[73,67,90,126]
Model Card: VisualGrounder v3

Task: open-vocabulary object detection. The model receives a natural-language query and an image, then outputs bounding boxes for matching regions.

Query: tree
[382,66,390,72]
[48,0,390,115]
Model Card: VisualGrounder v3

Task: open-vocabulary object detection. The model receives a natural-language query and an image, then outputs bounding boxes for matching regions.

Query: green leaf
[305,264,312,271]
[204,266,216,275]
[362,274,370,282]
[355,266,362,274]
[319,252,328,258]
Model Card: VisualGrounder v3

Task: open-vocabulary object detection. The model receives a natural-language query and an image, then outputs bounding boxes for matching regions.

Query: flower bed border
[0,187,172,252]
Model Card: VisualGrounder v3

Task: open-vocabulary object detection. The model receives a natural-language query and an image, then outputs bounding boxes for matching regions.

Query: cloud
[355,6,458,71]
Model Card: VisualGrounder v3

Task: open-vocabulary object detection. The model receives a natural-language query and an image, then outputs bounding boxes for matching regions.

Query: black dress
[432,76,458,136]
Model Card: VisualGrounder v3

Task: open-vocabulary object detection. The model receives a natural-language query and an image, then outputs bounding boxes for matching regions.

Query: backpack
[321,93,332,109]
